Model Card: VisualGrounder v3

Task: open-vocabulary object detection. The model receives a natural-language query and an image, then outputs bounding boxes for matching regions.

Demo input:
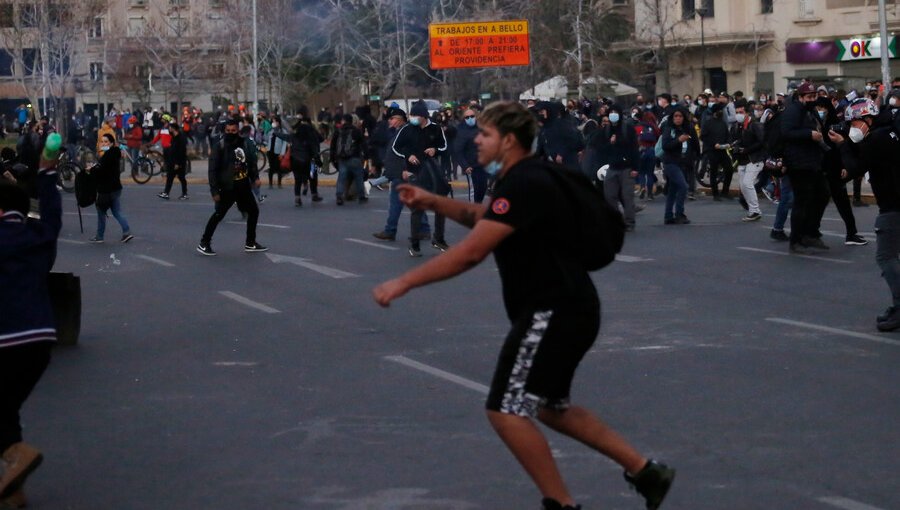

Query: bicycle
[120,144,156,184]
[56,153,81,193]
[695,146,736,188]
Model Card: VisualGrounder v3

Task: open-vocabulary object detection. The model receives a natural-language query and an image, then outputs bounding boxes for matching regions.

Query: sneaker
[664,217,676,225]
[770,230,789,241]
[761,187,775,202]
[0,443,42,499]
[244,242,268,253]
[742,212,762,222]
[408,242,422,257]
[336,197,344,205]
[878,305,897,323]
[374,183,385,191]
[295,197,303,207]
[803,236,829,250]
[687,193,696,201]
[541,498,581,510]
[121,233,134,243]
[258,194,267,203]
[372,231,396,241]
[845,234,869,246]
[157,192,170,200]
[789,242,810,254]
[88,236,104,243]
[196,243,216,256]
[431,239,449,251]
[312,194,323,202]
[877,307,900,331]
[364,181,372,198]
[674,214,690,224]
[179,194,189,200]
[624,459,675,510]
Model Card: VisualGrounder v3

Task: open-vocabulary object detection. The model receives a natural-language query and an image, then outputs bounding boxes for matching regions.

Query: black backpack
[336,129,359,159]
[542,161,625,271]
[74,170,96,208]
[764,109,785,158]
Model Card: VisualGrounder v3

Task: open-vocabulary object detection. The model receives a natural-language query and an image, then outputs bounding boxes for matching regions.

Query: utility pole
[878,0,890,101]
[251,0,259,116]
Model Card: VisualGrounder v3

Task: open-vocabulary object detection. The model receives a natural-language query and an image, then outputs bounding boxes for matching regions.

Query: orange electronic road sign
[429,20,530,70]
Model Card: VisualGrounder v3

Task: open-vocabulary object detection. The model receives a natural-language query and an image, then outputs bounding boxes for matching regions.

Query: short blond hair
[478,101,538,151]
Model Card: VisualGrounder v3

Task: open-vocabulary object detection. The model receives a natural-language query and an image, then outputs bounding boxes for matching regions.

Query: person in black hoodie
[159,123,189,200]
[659,108,698,224]
[596,105,639,231]
[700,103,733,200]
[89,134,133,243]
[329,114,367,205]
[274,109,322,206]
[781,82,829,253]
[535,102,584,172]
[832,98,900,330]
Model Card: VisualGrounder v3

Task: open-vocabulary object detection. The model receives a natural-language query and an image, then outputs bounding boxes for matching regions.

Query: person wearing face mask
[197,119,266,255]
[730,101,766,221]
[453,108,488,203]
[831,98,900,330]
[700,103,733,201]
[266,116,288,189]
[652,93,672,123]
[535,102,585,172]
[373,101,675,510]
[596,105,639,231]
[780,82,830,253]
[89,134,133,244]
[158,123,189,200]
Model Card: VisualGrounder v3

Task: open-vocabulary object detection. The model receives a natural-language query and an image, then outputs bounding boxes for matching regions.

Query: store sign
[429,20,530,70]
[836,36,897,61]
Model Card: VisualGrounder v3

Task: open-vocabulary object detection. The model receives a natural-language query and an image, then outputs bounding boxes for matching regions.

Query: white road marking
[345,238,400,251]
[763,213,842,222]
[218,291,281,314]
[265,252,359,279]
[135,254,175,267]
[766,318,900,347]
[226,221,290,229]
[58,238,87,245]
[385,355,489,395]
[615,254,654,263]
[213,361,260,367]
[818,496,888,510]
[737,247,852,264]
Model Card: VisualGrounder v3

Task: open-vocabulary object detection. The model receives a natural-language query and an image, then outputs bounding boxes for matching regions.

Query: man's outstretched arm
[396,183,487,228]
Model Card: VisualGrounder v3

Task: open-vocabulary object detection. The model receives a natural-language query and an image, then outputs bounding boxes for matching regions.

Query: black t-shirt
[483,157,599,320]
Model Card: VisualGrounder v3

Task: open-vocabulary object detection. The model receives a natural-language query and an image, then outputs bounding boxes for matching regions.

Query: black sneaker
[157,192,170,200]
[336,197,344,205]
[258,194,267,203]
[674,214,691,224]
[431,239,449,251]
[295,197,302,207]
[624,460,675,510]
[373,231,396,241]
[179,194,189,200]
[89,236,104,244]
[541,498,581,510]
[877,307,900,331]
[121,233,134,243]
[789,242,810,254]
[244,242,268,253]
[742,212,762,222]
[197,243,216,256]
[803,236,829,250]
[770,229,789,241]
[664,218,676,225]
[408,242,422,257]
[878,305,897,323]
[312,194,323,202]
[845,234,869,246]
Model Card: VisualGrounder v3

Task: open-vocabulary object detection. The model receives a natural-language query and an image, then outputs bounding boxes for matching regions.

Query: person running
[197,120,266,256]
[0,139,62,508]
[373,101,675,510]
[158,123,189,200]
[89,134,134,244]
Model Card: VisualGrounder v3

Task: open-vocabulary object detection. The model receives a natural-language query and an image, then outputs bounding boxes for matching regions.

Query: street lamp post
[696,8,708,91]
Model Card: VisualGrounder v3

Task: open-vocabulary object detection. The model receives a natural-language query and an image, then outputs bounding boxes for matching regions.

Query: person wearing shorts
[374,101,675,510]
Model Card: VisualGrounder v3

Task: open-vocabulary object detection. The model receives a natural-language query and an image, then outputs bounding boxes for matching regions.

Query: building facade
[630,0,900,96]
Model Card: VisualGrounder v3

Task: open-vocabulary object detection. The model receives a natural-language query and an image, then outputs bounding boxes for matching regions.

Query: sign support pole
[879,0,890,99]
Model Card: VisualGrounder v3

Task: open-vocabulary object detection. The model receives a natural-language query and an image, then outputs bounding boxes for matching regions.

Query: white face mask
[100,144,110,152]
[484,160,502,176]
[891,97,898,107]
[735,113,746,124]
[609,112,620,124]
[848,126,866,143]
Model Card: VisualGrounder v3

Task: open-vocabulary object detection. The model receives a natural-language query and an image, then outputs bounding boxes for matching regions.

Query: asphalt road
[18,180,899,510]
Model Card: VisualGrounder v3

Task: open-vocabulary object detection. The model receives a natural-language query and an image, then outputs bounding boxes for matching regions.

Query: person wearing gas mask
[780,82,830,253]
[197,119,266,256]
[831,98,900,330]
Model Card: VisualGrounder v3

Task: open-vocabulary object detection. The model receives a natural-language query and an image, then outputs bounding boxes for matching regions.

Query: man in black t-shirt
[373,102,675,510]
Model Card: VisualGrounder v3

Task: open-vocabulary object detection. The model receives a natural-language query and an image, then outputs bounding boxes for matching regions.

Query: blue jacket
[0,169,61,348]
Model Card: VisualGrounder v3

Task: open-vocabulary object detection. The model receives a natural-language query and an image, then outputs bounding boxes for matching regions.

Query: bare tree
[633,0,686,94]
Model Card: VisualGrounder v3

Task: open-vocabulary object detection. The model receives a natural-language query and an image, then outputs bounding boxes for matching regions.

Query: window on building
[0,4,14,28]
[130,0,148,7]
[169,0,188,7]
[134,64,151,78]
[612,0,627,5]
[761,0,773,13]
[756,72,774,94]
[88,17,103,39]
[127,16,145,36]
[169,16,189,36]
[209,0,223,7]
[208,62,225,78]
[683,0,713,20]
[799,0,814,17]
[89,62,103,82]
[0,49,14,76]
[22,48,37,75]
[20,3,37,28]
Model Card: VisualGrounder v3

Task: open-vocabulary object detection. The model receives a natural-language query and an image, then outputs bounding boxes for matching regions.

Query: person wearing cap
[831,98,900,330]
[781,82,830,253]
[330,113,367,205]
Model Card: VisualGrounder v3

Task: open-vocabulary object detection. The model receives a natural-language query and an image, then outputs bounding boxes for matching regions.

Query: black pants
[818,170,858,237]
[290,158,317,197]
[0,342,51,452]
[470,168,488,204]
[267,151,283,187]
[706,151,733,197]
[853,175,863,201]
[201,178,258,246]
[788,167,830,244]
[164,166,187,196]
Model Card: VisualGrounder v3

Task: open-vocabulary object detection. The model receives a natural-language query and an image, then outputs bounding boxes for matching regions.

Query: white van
[383,98,441,117]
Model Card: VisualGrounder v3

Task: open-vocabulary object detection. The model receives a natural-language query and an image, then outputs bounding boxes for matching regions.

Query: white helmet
[596,164,609,182]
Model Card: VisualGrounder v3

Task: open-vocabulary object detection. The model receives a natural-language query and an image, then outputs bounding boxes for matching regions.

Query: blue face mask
[465,117,476,127]
[609,113,620,124]
[485,160,502,176]
[409,117,421,127]
[817,111,826,120]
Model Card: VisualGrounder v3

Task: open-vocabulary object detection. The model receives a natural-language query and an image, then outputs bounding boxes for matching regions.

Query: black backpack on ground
[541,160,625,271]
[74,170,96,207]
